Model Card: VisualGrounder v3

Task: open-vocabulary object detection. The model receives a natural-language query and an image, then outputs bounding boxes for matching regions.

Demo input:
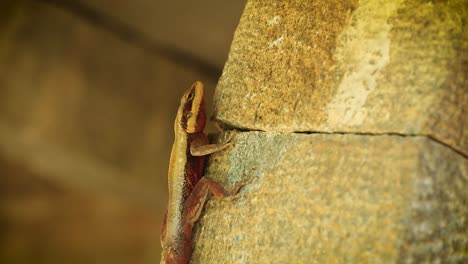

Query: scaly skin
[161,81,242,264]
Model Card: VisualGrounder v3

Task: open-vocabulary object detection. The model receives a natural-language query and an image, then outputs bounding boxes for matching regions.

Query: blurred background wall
[0,0,246,263]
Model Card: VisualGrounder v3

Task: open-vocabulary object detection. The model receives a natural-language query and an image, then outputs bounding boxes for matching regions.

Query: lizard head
[179,81,206,133]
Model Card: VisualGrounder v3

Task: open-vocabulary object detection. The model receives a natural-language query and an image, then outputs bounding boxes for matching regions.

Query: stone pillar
[191,0,467,262]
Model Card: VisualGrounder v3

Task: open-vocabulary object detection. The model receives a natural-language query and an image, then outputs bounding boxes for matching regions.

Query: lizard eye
[186,90,195,102]
[186,112,193,119]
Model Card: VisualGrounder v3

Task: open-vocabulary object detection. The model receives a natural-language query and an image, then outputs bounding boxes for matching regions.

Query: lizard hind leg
[180,177,247,263]
[183,177,245,225]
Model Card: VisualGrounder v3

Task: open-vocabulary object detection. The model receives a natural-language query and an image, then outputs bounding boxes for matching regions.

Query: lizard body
[161,81,241,264]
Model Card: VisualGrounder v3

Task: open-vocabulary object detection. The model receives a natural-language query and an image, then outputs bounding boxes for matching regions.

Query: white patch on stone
[267,16,281,26]
[270,35,284,48]
[326,1,402,127]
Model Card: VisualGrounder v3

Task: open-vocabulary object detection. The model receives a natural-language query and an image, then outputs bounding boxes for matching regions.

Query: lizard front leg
[190,132,233,157]
[185,132,241,225]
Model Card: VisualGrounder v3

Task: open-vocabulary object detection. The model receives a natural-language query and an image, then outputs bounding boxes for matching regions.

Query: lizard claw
[220,131,236,146]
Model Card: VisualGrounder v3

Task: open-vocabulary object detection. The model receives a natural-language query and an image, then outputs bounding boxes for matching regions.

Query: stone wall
[194,0,467,263]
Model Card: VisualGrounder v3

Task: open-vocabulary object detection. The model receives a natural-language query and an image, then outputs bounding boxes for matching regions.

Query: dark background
[0,0,246,263]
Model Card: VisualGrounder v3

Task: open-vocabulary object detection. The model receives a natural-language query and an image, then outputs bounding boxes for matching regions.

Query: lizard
[161,81,244,264]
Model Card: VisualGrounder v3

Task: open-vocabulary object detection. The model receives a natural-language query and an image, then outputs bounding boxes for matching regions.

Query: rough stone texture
[214,0,467,155]
[192,132,467,263]
[190,0,468,263]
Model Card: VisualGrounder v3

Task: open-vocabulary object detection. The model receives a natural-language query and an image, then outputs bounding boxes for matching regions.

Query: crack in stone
[36,0,466,160]
[218,123,467,159]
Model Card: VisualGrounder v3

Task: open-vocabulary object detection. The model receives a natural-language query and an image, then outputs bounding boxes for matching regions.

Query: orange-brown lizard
[161,81,244,264]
